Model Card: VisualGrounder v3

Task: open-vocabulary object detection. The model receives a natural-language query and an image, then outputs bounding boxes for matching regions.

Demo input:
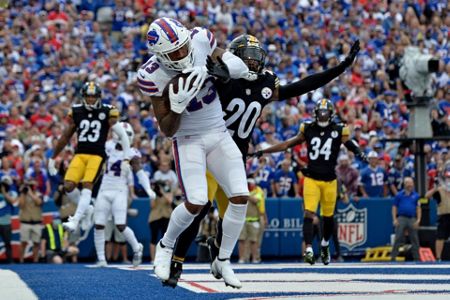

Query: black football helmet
[81,81,102,110]
[314,98,334,127]
[228,34,266,73]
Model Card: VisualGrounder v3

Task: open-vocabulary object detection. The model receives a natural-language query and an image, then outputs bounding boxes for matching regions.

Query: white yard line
[0,270,38,300]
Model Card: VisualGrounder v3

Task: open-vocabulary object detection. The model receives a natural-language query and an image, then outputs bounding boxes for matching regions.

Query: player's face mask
[235,47,266,73]
[83,95,101,111]
[316,109,331,127]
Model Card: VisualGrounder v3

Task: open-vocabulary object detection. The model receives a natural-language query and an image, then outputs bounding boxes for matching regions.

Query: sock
[322,216,334,243]
[66,188,80,204]
[73,189,92,221]
[303,217,314,246]
[174,201,211,259]
[94,228,106,262]
[161,203,197,248]
[306,246,313,253]
[122,227,140,252]
[216,218,223,247]
[219,202,247,260]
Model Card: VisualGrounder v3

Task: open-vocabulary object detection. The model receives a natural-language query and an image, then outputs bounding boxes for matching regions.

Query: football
[162,73,194,99]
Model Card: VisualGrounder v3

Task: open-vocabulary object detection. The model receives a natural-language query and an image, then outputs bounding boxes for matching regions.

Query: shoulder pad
[191,27,216,54]
[299,122,311,134]
[137,58,161,97]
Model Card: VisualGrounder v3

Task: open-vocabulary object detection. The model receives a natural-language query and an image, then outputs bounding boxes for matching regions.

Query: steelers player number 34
[309,137,332,161]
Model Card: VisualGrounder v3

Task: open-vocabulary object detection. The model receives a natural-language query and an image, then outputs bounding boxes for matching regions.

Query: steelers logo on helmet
[314,98,334,128]
[228,34,267,73]
[82,81,102,111]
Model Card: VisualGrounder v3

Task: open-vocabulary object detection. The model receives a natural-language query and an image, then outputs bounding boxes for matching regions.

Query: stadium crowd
[0,0,449,262]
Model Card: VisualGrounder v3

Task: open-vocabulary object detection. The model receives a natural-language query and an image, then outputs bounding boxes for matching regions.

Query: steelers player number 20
[309,137,332,161]
[225,98,262,139]
[79,120,101,142]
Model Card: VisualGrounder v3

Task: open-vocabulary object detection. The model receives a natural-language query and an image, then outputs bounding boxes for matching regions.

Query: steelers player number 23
[225,98,262,139]
[79,120,101,142]
[309,137,332,161]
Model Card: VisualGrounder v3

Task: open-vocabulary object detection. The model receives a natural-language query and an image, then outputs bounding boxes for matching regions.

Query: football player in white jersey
[93,122,156,267]
[137,17,253,288]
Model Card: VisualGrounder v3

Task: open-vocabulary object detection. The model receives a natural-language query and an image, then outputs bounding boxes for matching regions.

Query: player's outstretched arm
[252,134,305,157]
[274,40,360,101]
[48,116,76,176]
[130,157,156,200]
[342,134,368,162]
[110,118,132,159]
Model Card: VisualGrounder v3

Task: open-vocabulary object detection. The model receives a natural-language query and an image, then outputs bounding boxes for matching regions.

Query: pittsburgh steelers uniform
[206,71,279,218]
[300,121,350,217]
[64,104,119,184]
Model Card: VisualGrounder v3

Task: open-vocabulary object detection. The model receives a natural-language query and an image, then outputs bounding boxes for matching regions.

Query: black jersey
[215,71,279,156]
[300,121,350,181]
[69,104,119,156]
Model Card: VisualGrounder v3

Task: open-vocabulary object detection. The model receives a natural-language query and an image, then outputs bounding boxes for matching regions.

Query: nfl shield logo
[336,204,367,250]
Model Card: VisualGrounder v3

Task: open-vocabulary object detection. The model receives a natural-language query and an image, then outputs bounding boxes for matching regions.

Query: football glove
[342,39,360,68]
[48,158,58,176]
[183,65,208,89]
[169,76,198,114]
[206,55,231,83]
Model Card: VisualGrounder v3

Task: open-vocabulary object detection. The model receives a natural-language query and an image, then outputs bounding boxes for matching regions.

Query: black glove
[206,55,231,83]
[248,150,263,159]
[342,39,360,68]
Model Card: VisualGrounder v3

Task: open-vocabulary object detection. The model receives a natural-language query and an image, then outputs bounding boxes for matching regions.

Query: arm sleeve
[136,169,156,200]
[344,139,363,157]
[111,122,132,159]
[278,63,347,100]
[221,51,249,79]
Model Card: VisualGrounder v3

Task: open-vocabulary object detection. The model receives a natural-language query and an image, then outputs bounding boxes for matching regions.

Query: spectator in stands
[152,159,178,192]
[148,180,173,263]
[391,177,421,262]
[40,215,79,264]
[18,179,43,263]
[336,154,360,201]
[0,175,17,263]
[253,156,275,197]
[273,159,299,198]
[238,178,265,264]
[359,151,388,198]
[425,162,450,262]
[388,155,412,196]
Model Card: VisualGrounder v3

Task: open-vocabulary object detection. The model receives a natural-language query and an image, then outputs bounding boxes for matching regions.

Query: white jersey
[100,140,140,190]
[137,27,226,137]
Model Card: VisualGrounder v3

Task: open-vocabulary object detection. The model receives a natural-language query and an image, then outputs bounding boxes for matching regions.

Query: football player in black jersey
[163,35,360,287]
[48,81,133,232]
[253,99,368,265]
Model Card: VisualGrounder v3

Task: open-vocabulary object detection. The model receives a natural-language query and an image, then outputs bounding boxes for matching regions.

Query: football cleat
[94,260,108,268]
[320,245,331,265]
[211,258,242,289]
[62,216,79,233]
[153,241,173,281]
[304,249,315,265]
[80,205,94,231]
[132,243,144,267]
[162,260,183,288]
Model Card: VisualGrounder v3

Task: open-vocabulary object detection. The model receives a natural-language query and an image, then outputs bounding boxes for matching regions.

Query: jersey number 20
[309,137,332,161]
[79,120,101,142]
[225,98,261,139]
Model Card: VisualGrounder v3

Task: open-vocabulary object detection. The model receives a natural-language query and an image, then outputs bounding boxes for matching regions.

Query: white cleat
[62,216,79,233]
[133,243,144,267]
[211,258,242,289]
[95,260,108,268]
[153,241,173,281]
[80,205,94,231]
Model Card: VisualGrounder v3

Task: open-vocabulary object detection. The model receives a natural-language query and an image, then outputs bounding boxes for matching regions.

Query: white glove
[169,76,198,114]
[48,158,58,176]
[183,65,208,89]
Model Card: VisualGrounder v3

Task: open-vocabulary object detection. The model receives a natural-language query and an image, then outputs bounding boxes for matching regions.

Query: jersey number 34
[309,137,332,161]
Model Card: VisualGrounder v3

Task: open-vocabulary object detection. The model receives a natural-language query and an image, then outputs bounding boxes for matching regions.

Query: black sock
[173,201,212,259]
[303,217,314,246]
[322,216,334,243]
[215,218,223,247]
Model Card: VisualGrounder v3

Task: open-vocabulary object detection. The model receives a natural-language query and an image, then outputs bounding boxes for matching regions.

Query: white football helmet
[146,17,193,72]
[112,122,134,146]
